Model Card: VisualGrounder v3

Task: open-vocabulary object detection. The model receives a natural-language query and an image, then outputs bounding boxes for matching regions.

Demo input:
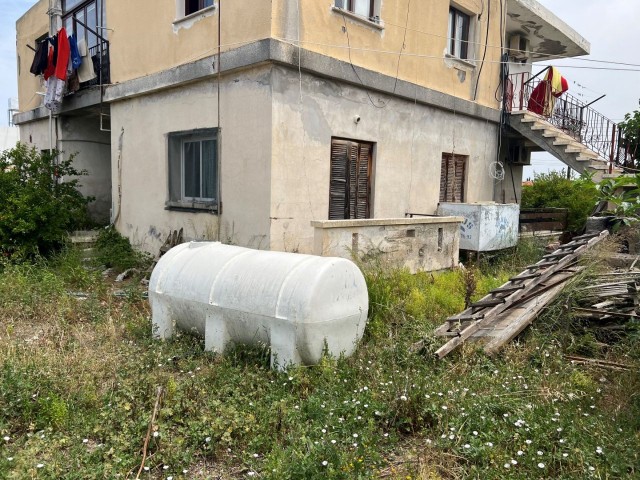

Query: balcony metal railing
[506,71,637,173]
[82,40,110,87]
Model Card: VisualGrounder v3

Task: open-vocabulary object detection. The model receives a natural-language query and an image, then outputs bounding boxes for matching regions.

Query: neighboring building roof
[507,0,590,60]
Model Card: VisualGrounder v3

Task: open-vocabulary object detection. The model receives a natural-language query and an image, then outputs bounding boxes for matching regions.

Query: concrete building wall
[0,127,20,152]
[272,0,504,109]
[270,66,500,253]
[16,0,49,114]
[58,115,111,223]
[106,0,272,84]
[110,66,272,253]
[14,115,110,223]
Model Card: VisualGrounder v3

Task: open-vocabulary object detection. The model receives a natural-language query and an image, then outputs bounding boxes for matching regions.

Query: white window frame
[333,0,383,28]
[447,6,472,60]
[167,128,218,212]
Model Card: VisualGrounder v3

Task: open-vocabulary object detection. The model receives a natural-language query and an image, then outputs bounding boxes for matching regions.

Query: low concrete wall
[311,217,463,273]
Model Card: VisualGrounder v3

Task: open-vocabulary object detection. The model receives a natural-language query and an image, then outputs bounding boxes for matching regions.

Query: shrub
[521,171,598,232]
[0,144,91,259]
[94,226,150,271]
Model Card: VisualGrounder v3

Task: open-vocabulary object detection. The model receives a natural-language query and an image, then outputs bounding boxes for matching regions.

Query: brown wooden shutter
[329,140,349,220]
[355,143,371,219]
[440,153,466,203]
[453,155,466,202]
[329,138,372,219]
[348,142,358,219]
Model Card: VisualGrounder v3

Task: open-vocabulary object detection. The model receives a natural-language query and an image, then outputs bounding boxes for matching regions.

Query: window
[62,0,105,50]
[329,138,373,220]
[448,6,470,59]
[168,129,218,210]
[439,153,467,203]
[335,0,375,19]
[185,0,214,16]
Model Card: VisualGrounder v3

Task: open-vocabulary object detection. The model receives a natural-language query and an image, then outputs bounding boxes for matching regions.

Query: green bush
[0,144,91,259]
[521,171,598,232]
[94,226,150,271]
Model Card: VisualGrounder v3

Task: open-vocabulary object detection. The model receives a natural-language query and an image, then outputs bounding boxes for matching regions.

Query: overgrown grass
[0,237,638,479]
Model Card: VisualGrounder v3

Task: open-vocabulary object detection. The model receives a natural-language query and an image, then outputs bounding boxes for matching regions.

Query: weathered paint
[106,0,272,84]
[15,0,49,114]
[311,217,463,273]
[270,66,500,252]
[272,0,504,109]
[109,66,272,252]
[437,202,520,251]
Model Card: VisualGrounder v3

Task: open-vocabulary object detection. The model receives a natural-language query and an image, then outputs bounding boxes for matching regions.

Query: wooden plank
[571,307,638,319]
[483,274,572,355]
[435,230,609,359]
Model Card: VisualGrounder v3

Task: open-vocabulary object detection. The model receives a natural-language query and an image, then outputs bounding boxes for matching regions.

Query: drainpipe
[216,0,222,241]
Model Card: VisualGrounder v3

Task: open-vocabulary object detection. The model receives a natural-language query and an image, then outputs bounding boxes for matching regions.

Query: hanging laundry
[76,38,97,83]
[29,41,49,76]
[43,46,55,80]
[69,34,82,70]
[44,77,65,113]
[54,27,70,81]
[527,67,568,117]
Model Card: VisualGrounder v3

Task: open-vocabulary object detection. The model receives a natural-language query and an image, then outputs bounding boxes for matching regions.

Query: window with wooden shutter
[439,153,467,203]
[329,138,372,220]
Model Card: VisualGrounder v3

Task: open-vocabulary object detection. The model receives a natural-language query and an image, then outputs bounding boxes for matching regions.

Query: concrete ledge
[14,87,102,125]
[17,38,502,125]
[107,39,501,122]
[311,216,464,228]
[313,217,462,273]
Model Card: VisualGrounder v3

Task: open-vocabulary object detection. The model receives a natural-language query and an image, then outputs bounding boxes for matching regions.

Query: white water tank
[149,242,369,369]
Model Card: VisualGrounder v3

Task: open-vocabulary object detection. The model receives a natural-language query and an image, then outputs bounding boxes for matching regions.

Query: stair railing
[506,72,636,172]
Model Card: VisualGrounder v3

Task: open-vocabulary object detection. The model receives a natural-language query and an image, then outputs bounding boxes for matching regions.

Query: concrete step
[565,145,588,154]
[576,151,600,161]
[70,230,99,244]
[530,122,549,131]
[552,138,574,146]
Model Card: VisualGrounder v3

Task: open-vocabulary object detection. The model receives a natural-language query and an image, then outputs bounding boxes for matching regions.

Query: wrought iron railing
[506,71,637,172]
[82,40,110,87]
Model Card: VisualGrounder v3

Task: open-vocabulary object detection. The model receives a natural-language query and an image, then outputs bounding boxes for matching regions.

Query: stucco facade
[14,0,589,257]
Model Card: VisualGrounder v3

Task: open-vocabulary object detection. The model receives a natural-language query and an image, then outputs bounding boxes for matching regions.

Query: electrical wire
[472,0,491,101]
[392,0,411,94]
[340,14,388,109]
[276,36,640,73]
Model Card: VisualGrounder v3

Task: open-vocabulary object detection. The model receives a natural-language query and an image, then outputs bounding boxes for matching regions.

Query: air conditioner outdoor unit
[509,35,530,61]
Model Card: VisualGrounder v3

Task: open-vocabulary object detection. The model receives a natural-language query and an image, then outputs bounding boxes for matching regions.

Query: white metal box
[436,202,520,251]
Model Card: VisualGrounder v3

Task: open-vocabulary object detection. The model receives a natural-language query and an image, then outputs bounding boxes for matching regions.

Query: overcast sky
[1,1,639,175]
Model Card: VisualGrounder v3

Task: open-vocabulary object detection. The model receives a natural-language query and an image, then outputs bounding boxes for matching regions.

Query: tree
[0,144,91,260]
[618,108,640,163]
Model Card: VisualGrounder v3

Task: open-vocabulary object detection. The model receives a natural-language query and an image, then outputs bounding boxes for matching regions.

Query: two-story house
[15,0,592,255]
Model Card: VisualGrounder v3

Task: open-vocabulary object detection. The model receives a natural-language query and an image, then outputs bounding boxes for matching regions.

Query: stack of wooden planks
[434,230,610,358]
[569,270,639,324]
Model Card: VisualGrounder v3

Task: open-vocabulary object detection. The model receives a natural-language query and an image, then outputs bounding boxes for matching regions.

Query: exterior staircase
[509,110,623,181]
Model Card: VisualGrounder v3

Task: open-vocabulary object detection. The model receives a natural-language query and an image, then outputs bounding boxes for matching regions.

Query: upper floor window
[62,0,105,50]
[185,0,214,16]
[335,0,375,19]
[448,6,470,59]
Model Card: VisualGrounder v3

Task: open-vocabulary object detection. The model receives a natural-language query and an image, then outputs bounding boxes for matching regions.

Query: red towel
[54,27,70,81]
[43,46,54,80]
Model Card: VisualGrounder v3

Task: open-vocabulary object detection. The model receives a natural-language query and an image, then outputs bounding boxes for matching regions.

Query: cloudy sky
[1,1,639,176]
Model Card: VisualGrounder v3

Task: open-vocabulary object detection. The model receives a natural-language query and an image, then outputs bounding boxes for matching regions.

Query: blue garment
[69,34,82,70]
